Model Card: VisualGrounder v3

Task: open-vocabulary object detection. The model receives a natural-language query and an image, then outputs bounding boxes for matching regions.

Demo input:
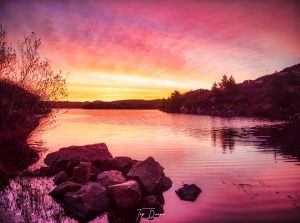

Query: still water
[3,109,300,223]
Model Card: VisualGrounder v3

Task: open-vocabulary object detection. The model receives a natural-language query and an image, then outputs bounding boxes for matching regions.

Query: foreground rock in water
[72,162,91,184]
[97,170,126,187]
[127,156,169,194]
[46,143,172,222]
[49,181,82,199]
[99,156,137,173]
[63,182,110,221]
[175,184,202,202]
[44,143,112,167]
[53,171,68,185]
[108,180,142,208]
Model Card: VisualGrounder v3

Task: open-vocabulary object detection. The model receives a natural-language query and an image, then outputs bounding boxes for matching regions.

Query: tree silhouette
[0,25,67,105]
[211,81,218,93]
[163,90,183,113]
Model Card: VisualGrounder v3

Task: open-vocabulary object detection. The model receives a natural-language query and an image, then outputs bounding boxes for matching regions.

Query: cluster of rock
[41,143,172,222]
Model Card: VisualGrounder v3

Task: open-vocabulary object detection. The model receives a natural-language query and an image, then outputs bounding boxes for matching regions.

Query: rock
[53,171,68,185]
[140,195,164,218]
[175,184,202,202]
[32,166,60,177]
[63,182,110,221]
[100,156,137,173]
[108,180,142,208]
[142,195,164,211]
[89,164,102,182]
[72,162,91,184]
[160,175,172,192]
[127,156,164,193]
[97,170,126,187]
[49,181,81,200]
[44,143,112,167]
[65,155,89,176]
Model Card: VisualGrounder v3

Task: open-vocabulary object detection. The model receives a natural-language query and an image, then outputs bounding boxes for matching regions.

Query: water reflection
[185,119,300,162]
[0,139,39,188]
[211,128,237,153]
[1,110,300,223]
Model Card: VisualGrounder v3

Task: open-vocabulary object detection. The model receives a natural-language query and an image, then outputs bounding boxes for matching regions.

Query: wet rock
[100,156,137,173]
[65,155,89,176]
[89,164,102,182]
[49,181,81,200]
[44,143,112,167]
[53,171,68,185]
[107,209,139,223]
[108,180,142,208]
[159,175,172,192]
[175,184,202,202]
[63,182,110,221]
[141,195,164,213]
[30,166,60,177]
[72,162,91,184]
[97,170,126,187]
[127,157,164,193]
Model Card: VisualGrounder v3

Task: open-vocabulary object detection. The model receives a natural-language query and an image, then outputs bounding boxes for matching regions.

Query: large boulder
[99,156,137,173]
[49,181,82,200]
[44,143,112,167]
[63,182,110,221]
[127,157,165,193]
[72,162,91,184]
[97,170,126,187]
[108,180,142,208]
[175,184,202,202]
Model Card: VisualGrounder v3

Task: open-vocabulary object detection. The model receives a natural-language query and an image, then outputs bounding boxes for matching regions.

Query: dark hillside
[161,63,300,120]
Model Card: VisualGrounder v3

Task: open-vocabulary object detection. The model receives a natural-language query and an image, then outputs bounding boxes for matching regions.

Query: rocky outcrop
[46,144,172,222]
[175,184,202,202]
[108,180,142,208]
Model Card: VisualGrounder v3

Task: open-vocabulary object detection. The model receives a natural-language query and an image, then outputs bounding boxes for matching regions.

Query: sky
[1,0,300,101]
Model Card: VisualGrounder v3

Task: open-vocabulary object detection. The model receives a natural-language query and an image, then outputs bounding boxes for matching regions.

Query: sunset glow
[1,0,300,101]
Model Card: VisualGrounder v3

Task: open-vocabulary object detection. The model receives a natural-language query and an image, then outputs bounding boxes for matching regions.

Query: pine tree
[211,81,218,93]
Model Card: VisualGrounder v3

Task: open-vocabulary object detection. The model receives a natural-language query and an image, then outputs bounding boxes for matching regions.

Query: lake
[1,109,300,223]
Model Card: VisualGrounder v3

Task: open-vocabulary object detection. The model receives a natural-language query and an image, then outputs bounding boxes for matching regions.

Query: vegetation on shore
[161,63,300,120]
[0,25,66,185]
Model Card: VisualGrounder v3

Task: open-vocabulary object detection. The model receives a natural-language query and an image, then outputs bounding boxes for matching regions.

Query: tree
[163,90,183,113]
[211,81,219,93]
[0,25,67,111]
[0,26,17,79]
[218,74,228,89]
[218,74,236,91]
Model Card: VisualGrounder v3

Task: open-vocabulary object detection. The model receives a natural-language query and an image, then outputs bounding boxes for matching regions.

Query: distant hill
[51,99,163,109]
[161,63,300,120]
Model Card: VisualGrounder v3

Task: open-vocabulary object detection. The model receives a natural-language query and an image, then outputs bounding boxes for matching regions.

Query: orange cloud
[1,0,300,101]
